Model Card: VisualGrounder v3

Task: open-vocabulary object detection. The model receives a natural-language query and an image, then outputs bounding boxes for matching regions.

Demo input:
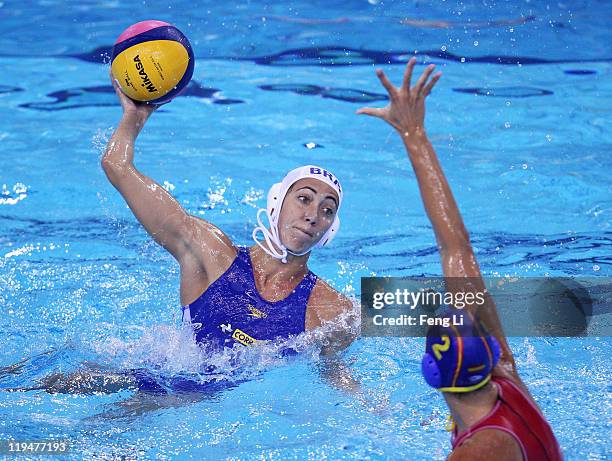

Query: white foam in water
[91,127,113,155]
[201,177,233,211]
[4,244,35,259]
[0,182,28,205]
[519,338,539,368]
[86,299,361,387]
[240,187,264,208]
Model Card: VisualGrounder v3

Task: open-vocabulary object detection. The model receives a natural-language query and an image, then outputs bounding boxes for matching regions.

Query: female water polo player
[6,71,356,396]
[358,58,562,460]
[101,70,355,354]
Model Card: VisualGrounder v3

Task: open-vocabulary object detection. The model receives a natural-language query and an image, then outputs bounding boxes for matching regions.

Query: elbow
[101,157,129,184]
[101,156,120,173]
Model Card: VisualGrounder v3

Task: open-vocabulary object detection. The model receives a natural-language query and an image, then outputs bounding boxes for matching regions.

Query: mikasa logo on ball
[132,55,158,93]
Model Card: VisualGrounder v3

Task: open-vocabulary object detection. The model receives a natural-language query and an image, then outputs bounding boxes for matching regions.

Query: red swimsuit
[452,377,563,461]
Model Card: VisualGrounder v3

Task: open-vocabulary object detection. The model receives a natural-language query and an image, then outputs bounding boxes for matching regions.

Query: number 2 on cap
[432,335,451,360]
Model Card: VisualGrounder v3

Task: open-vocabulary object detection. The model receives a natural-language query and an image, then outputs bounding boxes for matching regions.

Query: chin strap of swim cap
[252,165,342,264]
[252,208,288,262]
[252,209,316,263]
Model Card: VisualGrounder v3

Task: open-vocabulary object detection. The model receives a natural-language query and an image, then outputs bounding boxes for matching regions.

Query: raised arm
[357,59,517,376]
[101,72,235,278]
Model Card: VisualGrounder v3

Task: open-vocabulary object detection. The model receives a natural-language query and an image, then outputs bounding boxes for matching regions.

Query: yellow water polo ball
[111,20,194,104]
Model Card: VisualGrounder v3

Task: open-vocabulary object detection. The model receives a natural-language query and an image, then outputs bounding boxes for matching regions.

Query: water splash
[0,182,28,205]
[1,299,360,396]
[240,187,264,208]
[92,127,113,155]
[198,177,233,213]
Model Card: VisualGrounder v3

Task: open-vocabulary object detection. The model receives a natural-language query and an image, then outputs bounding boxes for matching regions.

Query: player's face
[277,178,338,253]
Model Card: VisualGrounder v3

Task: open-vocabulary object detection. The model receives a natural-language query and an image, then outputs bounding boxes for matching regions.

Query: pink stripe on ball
[114,20,172,44]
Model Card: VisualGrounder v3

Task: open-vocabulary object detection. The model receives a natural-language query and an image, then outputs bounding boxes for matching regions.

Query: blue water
[1,0,610,459]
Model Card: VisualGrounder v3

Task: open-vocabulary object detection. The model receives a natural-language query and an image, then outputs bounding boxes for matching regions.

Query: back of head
[421,309,501,393]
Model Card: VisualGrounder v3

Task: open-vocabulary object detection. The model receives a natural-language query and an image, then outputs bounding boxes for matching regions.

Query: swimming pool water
[1,1,610,459]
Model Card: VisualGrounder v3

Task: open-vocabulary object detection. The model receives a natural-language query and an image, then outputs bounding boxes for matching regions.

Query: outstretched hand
[109,69,161,127]
[356,57,442,138]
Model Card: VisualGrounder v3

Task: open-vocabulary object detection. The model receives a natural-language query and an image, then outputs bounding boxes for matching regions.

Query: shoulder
[490,370,543,415]
[189,215,235,250]
[449,429,523,461]
[308,277,355,325]
[180,215,237,278]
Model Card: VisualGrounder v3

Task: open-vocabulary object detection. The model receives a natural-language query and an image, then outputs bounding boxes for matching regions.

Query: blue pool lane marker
[0,85,24,94]
[66,45,612,67]
[564,69,597,75]
[259,83,388,103]
[19,81,244,111]
[452,87,554,98]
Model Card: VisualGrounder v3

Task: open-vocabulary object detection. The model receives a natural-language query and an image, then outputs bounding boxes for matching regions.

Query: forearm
[101,112,145,176]
[401,130,470,254]
[99,110,193,260]
[400,130,484,293]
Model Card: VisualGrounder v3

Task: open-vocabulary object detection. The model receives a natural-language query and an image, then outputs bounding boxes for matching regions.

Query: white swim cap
[252,165,342,263]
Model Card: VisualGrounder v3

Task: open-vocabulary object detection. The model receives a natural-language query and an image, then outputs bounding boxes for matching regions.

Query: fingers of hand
[111,79,122,98]
[376,69,397,99]
[109,75,135,107]
[356,107,382,117]
[423,71,443,96]
[401,57,417,91]
[109,69,120,89]
[109,71,122,94]
[154,100,170,109]
[414,64,436,96]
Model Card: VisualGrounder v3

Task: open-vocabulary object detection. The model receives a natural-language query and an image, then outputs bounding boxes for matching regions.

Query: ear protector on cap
[421,352,443,388]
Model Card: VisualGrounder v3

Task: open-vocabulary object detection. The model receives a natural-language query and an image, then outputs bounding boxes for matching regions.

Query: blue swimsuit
[132,246,317,393]
[182,246,318,350]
